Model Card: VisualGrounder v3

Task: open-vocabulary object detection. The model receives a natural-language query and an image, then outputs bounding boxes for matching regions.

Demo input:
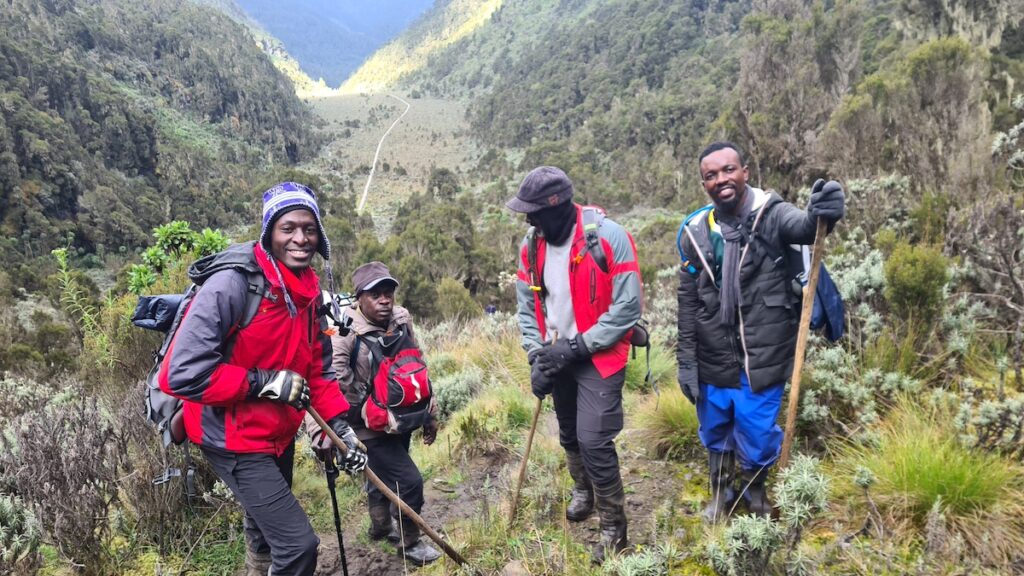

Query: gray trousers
[551,361,626,489]
[201,442,319,576]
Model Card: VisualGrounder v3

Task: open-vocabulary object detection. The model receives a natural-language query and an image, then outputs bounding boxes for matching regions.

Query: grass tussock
[636,387,700,461]
[834,397,1024,564]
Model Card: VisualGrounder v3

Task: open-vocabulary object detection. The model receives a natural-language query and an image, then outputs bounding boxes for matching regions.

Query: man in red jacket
[508,167,643,563]
[160,182,367,576]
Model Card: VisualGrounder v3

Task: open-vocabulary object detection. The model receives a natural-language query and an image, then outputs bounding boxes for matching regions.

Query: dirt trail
[312,412,699,575]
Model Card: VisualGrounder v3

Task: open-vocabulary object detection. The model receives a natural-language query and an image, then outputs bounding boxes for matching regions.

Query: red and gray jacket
[159,244,348,455]
[515,203,643,378]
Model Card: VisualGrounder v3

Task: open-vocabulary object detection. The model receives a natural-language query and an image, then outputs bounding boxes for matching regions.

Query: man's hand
[808,179,845,222]
[422,419,438,446]
[677,361,700,405]
[530,362,556,399]
[248,369,310,409]
[535,334,590,377]
[312,416,368,475]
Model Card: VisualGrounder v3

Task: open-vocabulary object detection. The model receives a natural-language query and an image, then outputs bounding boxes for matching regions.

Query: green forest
[2,0,1024,574]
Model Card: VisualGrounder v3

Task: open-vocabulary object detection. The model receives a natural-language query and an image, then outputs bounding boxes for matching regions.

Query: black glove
[422,418,438,446]
[530,361,556,399]
[311,416,368,475]
[248,369,310,409]
[808,178,845,222]
[535,334,590,377]
[527,346,544,365]
[677,361,700,405]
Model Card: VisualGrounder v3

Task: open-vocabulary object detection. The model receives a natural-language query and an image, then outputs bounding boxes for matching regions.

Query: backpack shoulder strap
[581,206,609,273]
[677,204,714,276]
[526,228,546,300]
[238,270,268,329]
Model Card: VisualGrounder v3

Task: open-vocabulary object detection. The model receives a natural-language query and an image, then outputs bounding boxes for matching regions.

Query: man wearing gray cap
[507,166,644,563]
[307,261,442,566]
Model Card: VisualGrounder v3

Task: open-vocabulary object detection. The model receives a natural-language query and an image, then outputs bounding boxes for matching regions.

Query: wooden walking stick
[508,330,557,528]
[306,406,469,567]
[779,218,829,469]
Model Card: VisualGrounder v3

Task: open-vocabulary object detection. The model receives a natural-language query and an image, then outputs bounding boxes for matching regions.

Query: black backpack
[131,242,269,452]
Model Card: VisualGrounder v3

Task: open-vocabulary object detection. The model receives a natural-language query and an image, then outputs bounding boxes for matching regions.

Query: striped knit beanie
[259,182,337,318]
[259,182,331,261]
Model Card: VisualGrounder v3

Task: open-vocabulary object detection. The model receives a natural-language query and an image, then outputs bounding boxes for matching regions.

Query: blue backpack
[676,206,845,342]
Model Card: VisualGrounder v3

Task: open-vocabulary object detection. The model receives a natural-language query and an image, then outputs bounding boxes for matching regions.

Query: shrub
[0,395,128,574]
[0,492,42,575]
[883,241,949,324]
[433,365,483,420]
[637,387,700,461]
[706,514,783,576]
[436,277,483,321]
[602,541,682,576]
[835,398,1024,563]
[707,456,829,576]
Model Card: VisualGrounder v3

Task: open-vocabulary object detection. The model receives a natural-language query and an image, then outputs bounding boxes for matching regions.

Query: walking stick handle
[779,217,829,469]
[307,406,469,567]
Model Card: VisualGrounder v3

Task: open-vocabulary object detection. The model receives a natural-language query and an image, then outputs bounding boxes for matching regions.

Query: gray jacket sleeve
[515,232,544,352]
[165,269,249,404]
[580,219,643,352]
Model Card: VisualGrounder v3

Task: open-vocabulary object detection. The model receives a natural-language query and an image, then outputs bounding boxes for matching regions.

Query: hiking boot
[243,547,272,576]
[702,451,736,523]
[738,467,772,517]
[397,519,441,566]
[367,502,400,543]
[565,450,594,522]
[592,477,628,564]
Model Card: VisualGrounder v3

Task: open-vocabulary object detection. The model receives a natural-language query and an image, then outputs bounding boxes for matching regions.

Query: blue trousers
[696,371,784,472]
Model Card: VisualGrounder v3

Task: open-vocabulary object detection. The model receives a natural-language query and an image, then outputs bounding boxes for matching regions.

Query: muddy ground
[309,413,701,576]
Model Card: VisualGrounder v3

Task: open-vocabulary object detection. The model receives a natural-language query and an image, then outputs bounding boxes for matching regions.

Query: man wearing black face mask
[507,166,643,564]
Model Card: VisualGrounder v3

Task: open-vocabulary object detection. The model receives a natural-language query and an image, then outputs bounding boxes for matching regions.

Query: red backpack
[352,327,435,434]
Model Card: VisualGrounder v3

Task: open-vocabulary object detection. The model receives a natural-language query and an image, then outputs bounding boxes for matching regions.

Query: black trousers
[363,432,425,519]
[201,442,319,576]
[551,361,626,489]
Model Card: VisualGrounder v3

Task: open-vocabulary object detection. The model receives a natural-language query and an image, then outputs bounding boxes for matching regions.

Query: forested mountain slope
[351,0,1024,211]
[0,0,319,291]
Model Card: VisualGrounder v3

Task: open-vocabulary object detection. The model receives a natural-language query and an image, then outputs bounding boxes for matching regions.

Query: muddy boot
[738,467,772,517]
[702,451,736,523]
[243,546,271,576]
[565,450,595,522]
[397,518,442,566]
[367,502,399,542]
[591,478,628,564]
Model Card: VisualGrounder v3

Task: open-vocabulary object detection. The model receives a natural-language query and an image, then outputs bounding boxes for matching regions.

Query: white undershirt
[542,226,578,340]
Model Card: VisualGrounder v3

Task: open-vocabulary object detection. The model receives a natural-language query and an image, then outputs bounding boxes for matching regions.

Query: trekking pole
[306,406,469,567]
[324,458,349,576]
[508,330,556,529]
[508,397,542,529]
[779,218,829,469]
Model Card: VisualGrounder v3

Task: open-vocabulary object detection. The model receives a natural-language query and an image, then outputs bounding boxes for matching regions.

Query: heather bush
[706,455,829,576]
[0,492,42,575]
[0,395,127,574]
[433,365,483,420]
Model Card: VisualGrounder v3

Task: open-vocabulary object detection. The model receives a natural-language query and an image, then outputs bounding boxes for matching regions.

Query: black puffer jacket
[677,189,818,391]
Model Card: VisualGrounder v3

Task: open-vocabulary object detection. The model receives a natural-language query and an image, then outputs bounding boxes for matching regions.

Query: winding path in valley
[357,93,411,214]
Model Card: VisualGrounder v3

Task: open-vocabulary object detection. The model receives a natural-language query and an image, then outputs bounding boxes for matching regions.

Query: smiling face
[269,209,319,273]
[699,147,749,216]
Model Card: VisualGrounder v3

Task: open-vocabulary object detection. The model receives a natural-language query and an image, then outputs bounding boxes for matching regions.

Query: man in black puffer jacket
[677,142,845,521]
